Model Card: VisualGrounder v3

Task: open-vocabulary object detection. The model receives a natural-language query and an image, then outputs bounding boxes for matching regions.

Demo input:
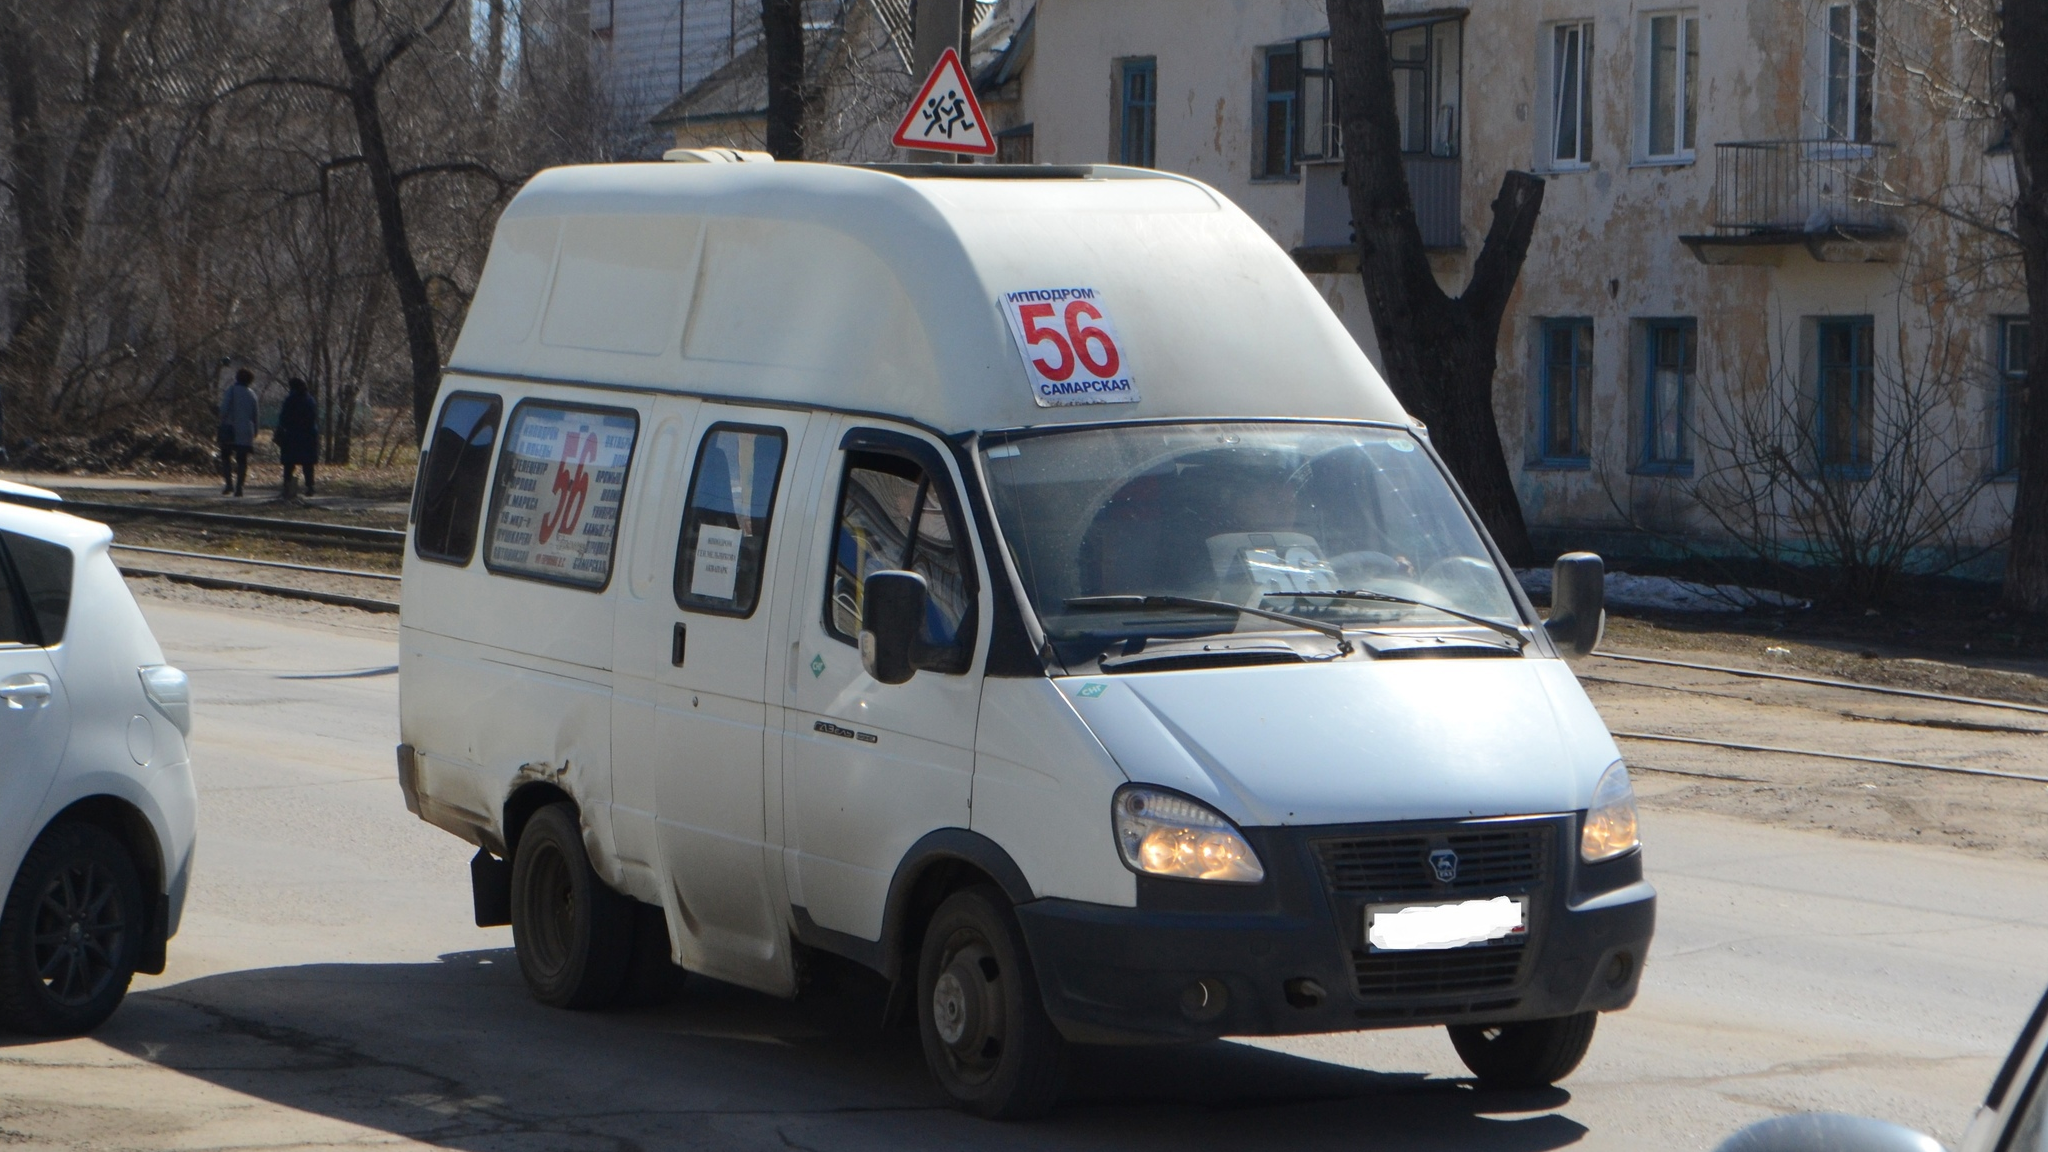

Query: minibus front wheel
[915,886,1065,1119]
[1447,1011,1598,1089]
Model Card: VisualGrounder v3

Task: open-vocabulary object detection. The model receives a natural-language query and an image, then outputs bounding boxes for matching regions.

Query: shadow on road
[83,949,1586,1150]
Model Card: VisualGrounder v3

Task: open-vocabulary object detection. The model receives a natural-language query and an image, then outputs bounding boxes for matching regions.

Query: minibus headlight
[1113,786,1265,884]
[139,664,192,737]
[1580,761,1639,862]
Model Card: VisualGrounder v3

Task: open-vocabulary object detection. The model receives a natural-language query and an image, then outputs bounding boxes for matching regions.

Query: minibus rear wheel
[915,886,1064,1119]
[510,803,632,1009]
[1447,1011,1598,1088]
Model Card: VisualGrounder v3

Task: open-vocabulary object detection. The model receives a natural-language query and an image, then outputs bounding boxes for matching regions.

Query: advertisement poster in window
[489,405,638,588]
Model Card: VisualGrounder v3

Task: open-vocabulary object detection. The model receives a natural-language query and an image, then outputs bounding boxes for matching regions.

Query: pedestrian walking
[218,369,258,496]
[276,377,320,497]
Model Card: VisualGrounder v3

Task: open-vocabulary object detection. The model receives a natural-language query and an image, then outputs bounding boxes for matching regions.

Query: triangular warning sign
[892,47,997,155]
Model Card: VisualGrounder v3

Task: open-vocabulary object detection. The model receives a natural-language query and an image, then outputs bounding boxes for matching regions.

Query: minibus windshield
[980,423,1526,666]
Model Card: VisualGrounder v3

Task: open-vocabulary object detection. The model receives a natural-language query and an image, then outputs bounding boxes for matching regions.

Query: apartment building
[993,0,2023,567]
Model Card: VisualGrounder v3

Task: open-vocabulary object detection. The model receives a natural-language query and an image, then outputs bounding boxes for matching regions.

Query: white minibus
[397,158,1652,1118]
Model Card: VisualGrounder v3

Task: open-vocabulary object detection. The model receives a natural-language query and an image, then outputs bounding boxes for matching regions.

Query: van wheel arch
[876,831,1034,1020]
[501,782,575,860]
[45,797,167,975]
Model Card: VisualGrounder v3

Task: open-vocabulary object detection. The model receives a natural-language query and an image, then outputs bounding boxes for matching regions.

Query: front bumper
[1014,816,1654,1044]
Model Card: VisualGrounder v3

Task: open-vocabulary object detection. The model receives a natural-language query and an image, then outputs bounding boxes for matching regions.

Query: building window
[1118,58,1157,167]
[1998,316,2030,476]
[1642,320,1695,470]
[1641,10,1698,160]
[1539,319,1595,465]
[1389,18,1461,157]
[1547,21,1594,168]
[1816,317,1875,473]
[996,123,1035,164]
[1824,0,1876,143]
[1298,35,1340,162]
[1260,44,1300,178]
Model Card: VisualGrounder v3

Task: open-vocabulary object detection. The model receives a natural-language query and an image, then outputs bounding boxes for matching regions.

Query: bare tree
[1327,0,1544,565]
[1600,312,2002,607]
[2003,0,2048,613]
[763,0,810,159]
[0,0,153,446]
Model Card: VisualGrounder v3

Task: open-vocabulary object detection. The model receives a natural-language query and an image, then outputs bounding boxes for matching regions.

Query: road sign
[892,47,996,155]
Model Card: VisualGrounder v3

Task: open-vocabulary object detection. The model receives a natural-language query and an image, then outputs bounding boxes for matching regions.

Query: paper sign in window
[689,525,743,601]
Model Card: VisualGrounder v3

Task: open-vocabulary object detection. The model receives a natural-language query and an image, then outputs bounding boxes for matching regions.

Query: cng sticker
[810,653,826,678]
[1000,288,1139,408]
[1077,682,1108,698]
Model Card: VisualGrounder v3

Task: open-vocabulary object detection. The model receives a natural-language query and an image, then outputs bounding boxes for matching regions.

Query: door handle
[671,622,687,667]
[0,676,52,709]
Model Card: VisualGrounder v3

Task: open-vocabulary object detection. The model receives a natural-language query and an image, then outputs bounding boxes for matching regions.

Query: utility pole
[907,0,969,163]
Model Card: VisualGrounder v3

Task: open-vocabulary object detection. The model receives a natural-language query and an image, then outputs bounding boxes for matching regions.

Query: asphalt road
[2,597,2043,1151]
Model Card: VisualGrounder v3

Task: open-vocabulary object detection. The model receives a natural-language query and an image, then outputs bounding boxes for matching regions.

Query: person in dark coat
[276,377,320,496]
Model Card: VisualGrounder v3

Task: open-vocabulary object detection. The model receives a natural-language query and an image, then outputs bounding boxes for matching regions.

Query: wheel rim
[931,930,1006,1086]
[521,843,576,979]
[30,859,126,1007]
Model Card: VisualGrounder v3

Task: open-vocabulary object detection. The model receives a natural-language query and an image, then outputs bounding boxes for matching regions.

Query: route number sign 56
[1000,287,1140,407]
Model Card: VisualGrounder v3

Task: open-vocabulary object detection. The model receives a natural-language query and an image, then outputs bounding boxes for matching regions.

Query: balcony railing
[1708,139,1898,236]
[1301,156,1462,256]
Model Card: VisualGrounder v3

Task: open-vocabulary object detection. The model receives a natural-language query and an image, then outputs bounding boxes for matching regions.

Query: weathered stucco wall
[1014,0,2023,563]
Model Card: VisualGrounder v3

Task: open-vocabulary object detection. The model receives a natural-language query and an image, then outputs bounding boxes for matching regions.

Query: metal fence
[1301,157,1461,251]
[1709,139,1897,235]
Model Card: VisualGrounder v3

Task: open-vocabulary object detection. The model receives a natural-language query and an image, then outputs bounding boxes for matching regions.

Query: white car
[0,502,196,1035]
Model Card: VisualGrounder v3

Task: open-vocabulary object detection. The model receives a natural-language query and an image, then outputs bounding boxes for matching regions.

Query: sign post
[892,47,996,158]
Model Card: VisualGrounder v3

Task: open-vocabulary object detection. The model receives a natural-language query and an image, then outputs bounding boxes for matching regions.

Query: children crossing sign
[892,47,996,155]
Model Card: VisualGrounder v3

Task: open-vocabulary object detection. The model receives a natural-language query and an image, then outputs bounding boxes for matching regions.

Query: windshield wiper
[1065,594,1354,656]
[1263,589,1528,648]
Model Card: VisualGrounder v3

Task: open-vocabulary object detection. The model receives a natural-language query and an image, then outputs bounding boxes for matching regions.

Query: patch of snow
[1517,569,1808,614]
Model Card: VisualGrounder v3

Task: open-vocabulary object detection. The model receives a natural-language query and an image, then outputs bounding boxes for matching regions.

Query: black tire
[510,803,632,1009]
[915,886,1064,1119]
[1448,1011,1598,1089]
[0,822,146,1036]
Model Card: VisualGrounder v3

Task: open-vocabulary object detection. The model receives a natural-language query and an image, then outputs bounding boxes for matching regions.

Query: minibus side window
[0,531,71,646]
[673,424,787,617]
[482,401,640,591]
[826,450,974,670]
[414,392,503,565]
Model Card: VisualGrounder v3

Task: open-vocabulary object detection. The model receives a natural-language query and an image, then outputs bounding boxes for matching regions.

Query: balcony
[1681,139,1902,265]
[1294,156,1462,273]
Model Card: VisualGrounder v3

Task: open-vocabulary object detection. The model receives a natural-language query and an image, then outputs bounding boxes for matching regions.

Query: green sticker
[1078,682,1107,698]
[810,653,826,678]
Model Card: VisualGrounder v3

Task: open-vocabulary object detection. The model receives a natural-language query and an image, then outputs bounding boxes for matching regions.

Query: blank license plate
[1366,896,1528,952]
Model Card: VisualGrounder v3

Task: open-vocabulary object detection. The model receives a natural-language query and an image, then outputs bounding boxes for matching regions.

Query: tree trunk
[2003,0,2048,615]
[0,0,141,445]
[1327,0,1539,565]
[327,0,444,435]
[762,0,806,160]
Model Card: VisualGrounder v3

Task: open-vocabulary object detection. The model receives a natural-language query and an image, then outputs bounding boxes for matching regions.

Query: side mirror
[860,570,929,685]
[1713,1114,1944,1152]
[1544,551,1605,659]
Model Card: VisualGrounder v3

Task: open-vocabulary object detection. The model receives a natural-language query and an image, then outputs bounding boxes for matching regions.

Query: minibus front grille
[1311,820,1554,900]
[1352,941,1528,999]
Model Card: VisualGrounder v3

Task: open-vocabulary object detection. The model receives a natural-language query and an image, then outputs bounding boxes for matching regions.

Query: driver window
[825,450,973,664]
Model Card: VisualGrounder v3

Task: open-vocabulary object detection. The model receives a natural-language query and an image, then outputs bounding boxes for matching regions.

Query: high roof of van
[448,162,1408,435]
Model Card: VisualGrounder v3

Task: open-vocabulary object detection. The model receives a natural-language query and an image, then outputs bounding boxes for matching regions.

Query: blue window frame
[1998,316,2030,476]
[1260,44,1299,177]
[1539,318,1594,465]
[1119,58,1157,167]
[1642,319,1694,471]
[1816,316,1875,473]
